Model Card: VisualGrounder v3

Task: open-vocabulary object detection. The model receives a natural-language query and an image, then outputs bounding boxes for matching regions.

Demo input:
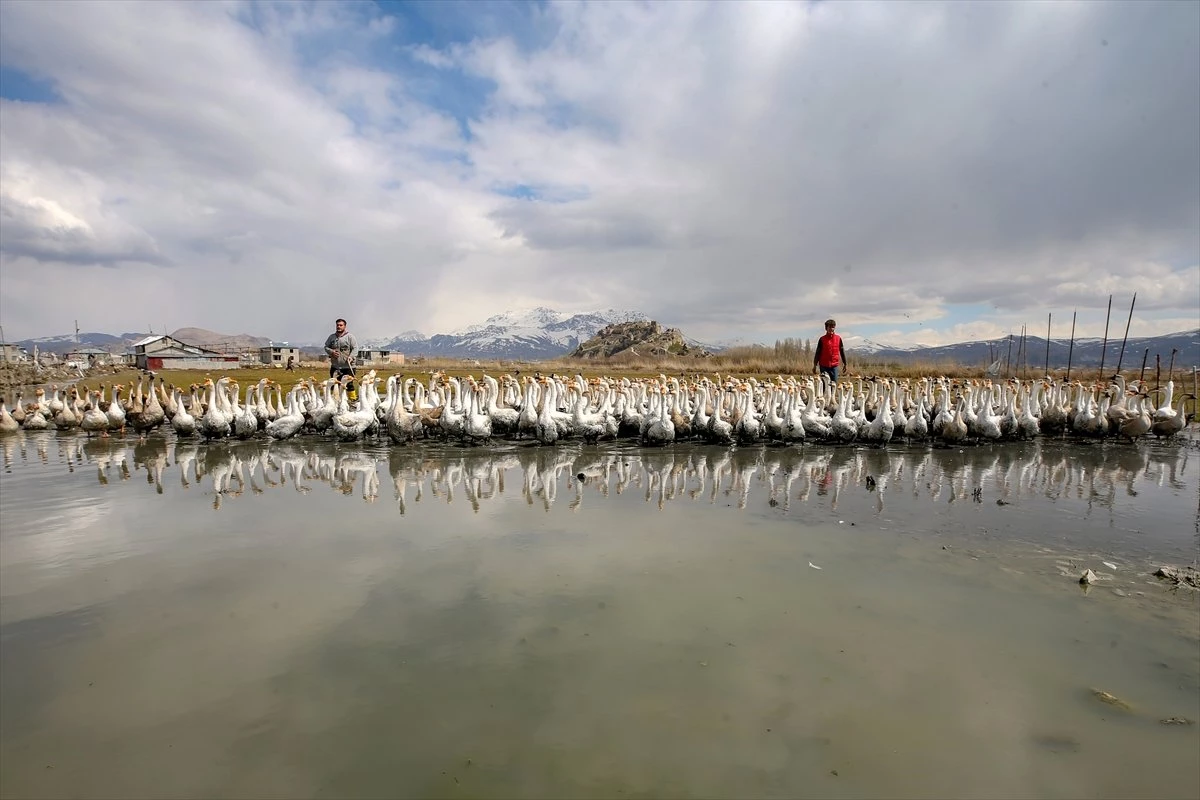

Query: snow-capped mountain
[11,332,150,354]
[841,335,921,355]
[382,307,650,359]
[864,329,1200,368]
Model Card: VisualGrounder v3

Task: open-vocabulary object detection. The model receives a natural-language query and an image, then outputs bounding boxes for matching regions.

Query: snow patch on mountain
[380,308,651,358]
[842,335,921,354]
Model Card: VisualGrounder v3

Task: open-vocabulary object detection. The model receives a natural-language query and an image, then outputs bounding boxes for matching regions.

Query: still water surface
[2,432,1198,799]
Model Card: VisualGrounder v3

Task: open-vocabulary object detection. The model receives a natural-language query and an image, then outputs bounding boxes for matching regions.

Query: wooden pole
[1167,347,1177,384]
[1022,325,1029,379]
[1139,348,1149,384]
[1115,293,1136,375]
[1155,353,1161,396]
[1044,312,1052,377]
[1018,326,1025,380]
[1098,293,1112,379]
[1065,310,1077,382]
[1026,325,1032,379]
[1005,334,1014,378]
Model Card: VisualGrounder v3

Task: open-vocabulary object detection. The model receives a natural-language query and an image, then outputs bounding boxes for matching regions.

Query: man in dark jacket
[813,318,848,383]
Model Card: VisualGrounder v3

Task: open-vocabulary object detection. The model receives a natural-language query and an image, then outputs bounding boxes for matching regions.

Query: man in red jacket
[813,318,848,383]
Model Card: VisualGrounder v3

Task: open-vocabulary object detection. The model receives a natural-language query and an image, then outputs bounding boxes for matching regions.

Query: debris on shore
[1090,688,1132,711]
[1153,566,1199,589]
[0,363,126,390]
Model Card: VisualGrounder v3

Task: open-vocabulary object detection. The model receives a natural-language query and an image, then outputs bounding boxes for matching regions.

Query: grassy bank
[7,356,1196,400]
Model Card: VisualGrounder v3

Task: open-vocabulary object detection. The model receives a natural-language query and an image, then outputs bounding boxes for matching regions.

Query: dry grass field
[32,354,1191,398]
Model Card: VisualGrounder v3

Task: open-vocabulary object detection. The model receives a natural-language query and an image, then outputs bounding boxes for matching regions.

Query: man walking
[325,317,359,405]
[813,318,848,383]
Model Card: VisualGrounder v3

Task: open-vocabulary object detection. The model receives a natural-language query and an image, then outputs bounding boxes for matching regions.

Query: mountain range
[338,307,658,360]
[7,311,1198,369]
[855,330,1200,372]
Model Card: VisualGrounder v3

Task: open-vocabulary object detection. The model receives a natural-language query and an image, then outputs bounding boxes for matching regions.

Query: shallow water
[1,432,1198,799]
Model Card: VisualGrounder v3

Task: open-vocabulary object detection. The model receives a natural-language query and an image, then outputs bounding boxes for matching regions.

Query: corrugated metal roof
[132,334,167,347]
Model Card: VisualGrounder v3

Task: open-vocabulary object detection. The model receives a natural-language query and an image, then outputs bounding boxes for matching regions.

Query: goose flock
[0,370,1195,447]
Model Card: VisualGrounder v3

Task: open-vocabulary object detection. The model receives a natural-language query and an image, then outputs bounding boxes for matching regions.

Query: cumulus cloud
[0,0,1196,346]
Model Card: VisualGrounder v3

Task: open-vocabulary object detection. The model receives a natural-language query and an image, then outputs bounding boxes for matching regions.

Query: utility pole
[1044,312,1051,377]
[1115,293,1137,376]
[1098,293,1112,379]
[1065,310,1077,382]
[75,319,80,344]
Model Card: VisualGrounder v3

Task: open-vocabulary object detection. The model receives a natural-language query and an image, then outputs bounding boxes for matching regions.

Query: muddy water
[1,432,1197,799]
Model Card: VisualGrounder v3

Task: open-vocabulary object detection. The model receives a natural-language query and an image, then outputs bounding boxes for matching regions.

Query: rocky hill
[170,327,271,351]
[571,321,713,360]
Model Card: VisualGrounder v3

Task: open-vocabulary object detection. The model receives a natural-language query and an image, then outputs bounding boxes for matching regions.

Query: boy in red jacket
[813,319,848,383]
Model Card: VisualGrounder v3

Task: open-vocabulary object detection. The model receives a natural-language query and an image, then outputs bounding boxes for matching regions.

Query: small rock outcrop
[570,321,711,360]
[1153,565,1199,588]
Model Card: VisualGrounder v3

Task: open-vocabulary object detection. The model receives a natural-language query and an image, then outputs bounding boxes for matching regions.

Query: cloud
[0,0,1196,347]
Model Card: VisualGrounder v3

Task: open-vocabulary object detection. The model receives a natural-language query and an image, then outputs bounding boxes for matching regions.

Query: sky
[0,0,1197,348]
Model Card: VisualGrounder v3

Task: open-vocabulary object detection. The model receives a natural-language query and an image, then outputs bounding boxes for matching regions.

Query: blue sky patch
[0,65,60,104]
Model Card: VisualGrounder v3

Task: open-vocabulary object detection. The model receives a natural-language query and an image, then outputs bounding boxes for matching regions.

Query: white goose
[483,375,519,436]
[862,393,894,446]
[1152,386,1195,438]
[169,386,195,437]
[831,392,858,443]
[385,377,423,444]
[232,383,259,439]
[197,378,233,440]
[80,391,110,437]
[975,386,1003,441]
[781,388,806,442]
[8,393,26,425]
[266,389,306,440]
[0,398,19,434]
[332,374,378,441]
[105,385,126,433]
[643,388,676,446]
[463,380,493,443]
[22,404,49,431]
[570,390,607,443]
[534,379,559,445]
[904,396,929,440]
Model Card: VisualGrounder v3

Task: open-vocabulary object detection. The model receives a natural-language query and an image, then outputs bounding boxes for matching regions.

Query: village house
[356,349,405,366]
[259,344,302,367]
[0,343,27,364]
[65,347,112,367]
[133,334,241,371]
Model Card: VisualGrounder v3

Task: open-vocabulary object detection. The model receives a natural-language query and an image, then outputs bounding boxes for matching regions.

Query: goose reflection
[6,432,1197,525]
[2,435,20,471]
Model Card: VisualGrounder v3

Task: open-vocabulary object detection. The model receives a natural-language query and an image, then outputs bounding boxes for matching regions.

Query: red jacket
[815,332,845,368]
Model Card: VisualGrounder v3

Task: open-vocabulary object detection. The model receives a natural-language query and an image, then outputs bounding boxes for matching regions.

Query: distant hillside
[571,321,713,360]
[11,328,271,355]
[11,319,1196,369]
[861,329,1200,370]
[170,327,270,351]
[14,331,149,355]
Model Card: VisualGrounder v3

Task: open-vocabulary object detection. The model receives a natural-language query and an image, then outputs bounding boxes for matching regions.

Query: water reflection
[2,432,1195,526]
[2,432,1198,800]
